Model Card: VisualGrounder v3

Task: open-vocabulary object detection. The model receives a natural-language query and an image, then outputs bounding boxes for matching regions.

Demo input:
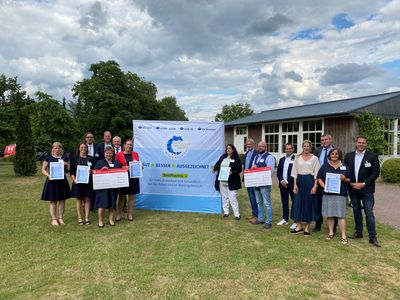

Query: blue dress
[94,159,122,209]
[291,174,318,222]
[41,155,71,201]
[70,155,95,198]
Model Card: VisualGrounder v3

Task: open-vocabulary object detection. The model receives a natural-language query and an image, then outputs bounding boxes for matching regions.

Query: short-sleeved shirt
[317,163,351,196]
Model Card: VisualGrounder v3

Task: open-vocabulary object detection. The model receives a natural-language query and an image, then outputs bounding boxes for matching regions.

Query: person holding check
[114,139,140,221]
[213,144,242,220]
[70,143,95,225]
[317,148,351,244]
[41,142,71,226]
[94,146,122,228]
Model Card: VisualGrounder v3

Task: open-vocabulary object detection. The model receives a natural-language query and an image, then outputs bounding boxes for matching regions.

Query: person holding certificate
[41,142,71,226]
[317,149,351,244]
[114,139,140,221]
[213,144,242,220]
[291,140,320,236]
[70,143,95,225]
[94,146,122,228]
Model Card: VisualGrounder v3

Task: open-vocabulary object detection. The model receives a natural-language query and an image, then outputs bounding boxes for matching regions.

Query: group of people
[214,134,381,247]
[40,131,140,228]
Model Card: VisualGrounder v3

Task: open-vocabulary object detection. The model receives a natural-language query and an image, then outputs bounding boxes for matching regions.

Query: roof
[225,91,400,126]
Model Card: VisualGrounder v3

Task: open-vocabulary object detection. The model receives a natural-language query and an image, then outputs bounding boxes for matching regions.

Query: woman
[70,143,95,225]
[213,144,242,220]
[115,139,140,221]
[41,142,71,226]
[317,148,351,244]
[291,140,320,235]
[94,146,122,228]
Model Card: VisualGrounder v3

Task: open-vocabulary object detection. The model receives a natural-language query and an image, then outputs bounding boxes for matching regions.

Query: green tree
[355,111,388,154]
[215,103,253,122]
[30,91,79,151]
[159,96,188,121]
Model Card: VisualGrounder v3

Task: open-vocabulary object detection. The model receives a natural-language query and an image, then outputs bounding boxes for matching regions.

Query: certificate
[129,161,142,178]
[324,172,341,194]
[244,166,272,187]
[92,168,129,190]
[76,165,90,184]
[49,162,64,180]
[218,166,231,181]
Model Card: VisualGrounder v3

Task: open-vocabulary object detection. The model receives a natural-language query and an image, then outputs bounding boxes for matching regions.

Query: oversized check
[92,168,129,190]
[244,166,272,187]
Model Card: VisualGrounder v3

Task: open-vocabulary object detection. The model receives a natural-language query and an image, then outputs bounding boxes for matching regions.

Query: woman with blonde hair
[41,142,71,226]
[291,140,320,235]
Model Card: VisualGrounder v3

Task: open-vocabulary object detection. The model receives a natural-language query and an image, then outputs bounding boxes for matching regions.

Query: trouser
[219,183,240,217]
[350,191,377,239]
[254,186,272,224]
[279,186,294,221]
[247,187,258,217]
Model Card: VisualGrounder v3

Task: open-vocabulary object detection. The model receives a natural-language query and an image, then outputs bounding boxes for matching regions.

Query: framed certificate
[324,172,341,194]
[218,166,231,181]
[49,162,64,180]
[76,165,90,184]
[129,161,142,178]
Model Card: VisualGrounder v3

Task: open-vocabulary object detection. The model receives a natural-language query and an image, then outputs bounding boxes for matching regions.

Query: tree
[159,96,188,121]
[215,103,253,122]
[30,91,79,151]
[355,111,388,154]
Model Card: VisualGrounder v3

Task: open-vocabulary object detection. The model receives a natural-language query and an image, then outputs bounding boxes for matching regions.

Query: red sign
[4,144,16,157]
[244,166,272,174]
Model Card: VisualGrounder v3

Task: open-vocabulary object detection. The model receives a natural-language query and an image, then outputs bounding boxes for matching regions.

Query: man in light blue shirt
[244,139,258,222]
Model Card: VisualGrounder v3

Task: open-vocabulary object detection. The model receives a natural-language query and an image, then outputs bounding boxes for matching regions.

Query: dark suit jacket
[344,150,380,194]
[95,143,112,161]
[277,154,295,188]
[214,154,242,191]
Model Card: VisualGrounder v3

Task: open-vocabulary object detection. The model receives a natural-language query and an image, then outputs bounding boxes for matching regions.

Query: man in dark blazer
[95,131,112,161]
[313,134,338,232]
[243,139,259,222]
[84,131,96,158]
[344,135,381,247]
[276,143,295,226]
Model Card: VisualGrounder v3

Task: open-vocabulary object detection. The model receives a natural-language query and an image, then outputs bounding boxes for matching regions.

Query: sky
[1,0,400,121]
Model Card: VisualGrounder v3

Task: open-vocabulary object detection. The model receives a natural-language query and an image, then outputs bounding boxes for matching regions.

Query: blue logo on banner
[164,136,189,160]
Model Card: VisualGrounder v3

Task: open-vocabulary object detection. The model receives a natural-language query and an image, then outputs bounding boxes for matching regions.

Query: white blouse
[291,155,320,179]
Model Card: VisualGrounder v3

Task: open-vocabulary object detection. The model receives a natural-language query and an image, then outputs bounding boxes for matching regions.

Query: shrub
[381,158,400,183]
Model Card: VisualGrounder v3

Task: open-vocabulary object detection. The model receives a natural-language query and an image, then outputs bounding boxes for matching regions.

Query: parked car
[35,146,48,161]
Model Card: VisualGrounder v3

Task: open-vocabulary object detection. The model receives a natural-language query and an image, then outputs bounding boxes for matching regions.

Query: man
[249,141,276,229]
[313,134,338,232]
[344,135,381,247]
[85,132,96,157]
[244,139,258,222]
[96,131,112,161]
[112,136,122,156]
[276,143,295,227]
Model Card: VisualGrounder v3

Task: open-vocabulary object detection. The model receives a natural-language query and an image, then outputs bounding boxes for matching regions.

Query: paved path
[374,183,400,230]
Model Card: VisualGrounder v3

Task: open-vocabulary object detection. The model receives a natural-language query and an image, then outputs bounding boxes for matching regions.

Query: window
[264,123,279,152]
[235,126,247,135]
[282,122,299,152]
[302,119,323,150]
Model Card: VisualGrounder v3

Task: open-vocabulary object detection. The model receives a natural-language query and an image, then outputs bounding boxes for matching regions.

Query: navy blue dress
[41,155,71,201]
[94,159,122,209]
[70,155,95,198]
[291,174,318,222]
[118,153,140,195]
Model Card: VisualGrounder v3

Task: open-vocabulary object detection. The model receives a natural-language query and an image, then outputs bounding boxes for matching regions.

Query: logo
[163,136,189,160]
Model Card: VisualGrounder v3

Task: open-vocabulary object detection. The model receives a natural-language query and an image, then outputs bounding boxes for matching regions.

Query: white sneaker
[290,223,297,230]
[277,219,288,226]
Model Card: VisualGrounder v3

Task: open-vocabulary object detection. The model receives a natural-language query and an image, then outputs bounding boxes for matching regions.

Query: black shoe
[109,222,115,226]
[313,227,321,232]
[304,231,310,236]
[349,232,363,239]
[291,228,303,234]
[223,214,229,218]
[263,223,272,229]
[369,238,381,247]
[234,216,241,220]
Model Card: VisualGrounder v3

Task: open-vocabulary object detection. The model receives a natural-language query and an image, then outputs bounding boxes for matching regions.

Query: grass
[1,160,400,299]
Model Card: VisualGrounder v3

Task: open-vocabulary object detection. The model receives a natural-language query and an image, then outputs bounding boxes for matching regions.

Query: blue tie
[323,148,328,165]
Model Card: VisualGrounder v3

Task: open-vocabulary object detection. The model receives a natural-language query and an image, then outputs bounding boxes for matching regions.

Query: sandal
[78,219,84,226]
[58,218,65,226]
[84,219,91,225]
[128,216,134,221]
[291,228,303,234]
[51,219,59,226]
[341,238,348,245]
[326,235,334,241]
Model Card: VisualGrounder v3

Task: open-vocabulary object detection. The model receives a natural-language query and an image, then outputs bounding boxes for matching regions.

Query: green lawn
[1,161,399,299]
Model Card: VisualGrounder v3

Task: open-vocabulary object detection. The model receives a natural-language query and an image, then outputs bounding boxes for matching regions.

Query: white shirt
[282,155,292,182]
[354,150,366,182]
[87,144,94,156]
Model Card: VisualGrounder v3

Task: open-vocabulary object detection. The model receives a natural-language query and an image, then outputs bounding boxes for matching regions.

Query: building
[225,92,400,157]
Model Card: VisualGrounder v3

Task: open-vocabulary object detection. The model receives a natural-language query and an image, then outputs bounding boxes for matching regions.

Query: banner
[133,121,224,213]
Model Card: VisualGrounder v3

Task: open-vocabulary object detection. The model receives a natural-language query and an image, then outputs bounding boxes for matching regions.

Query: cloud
[246,14,292,36]
[320,63,384,86]
[78,1,108,31]
[284,71,303,82]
